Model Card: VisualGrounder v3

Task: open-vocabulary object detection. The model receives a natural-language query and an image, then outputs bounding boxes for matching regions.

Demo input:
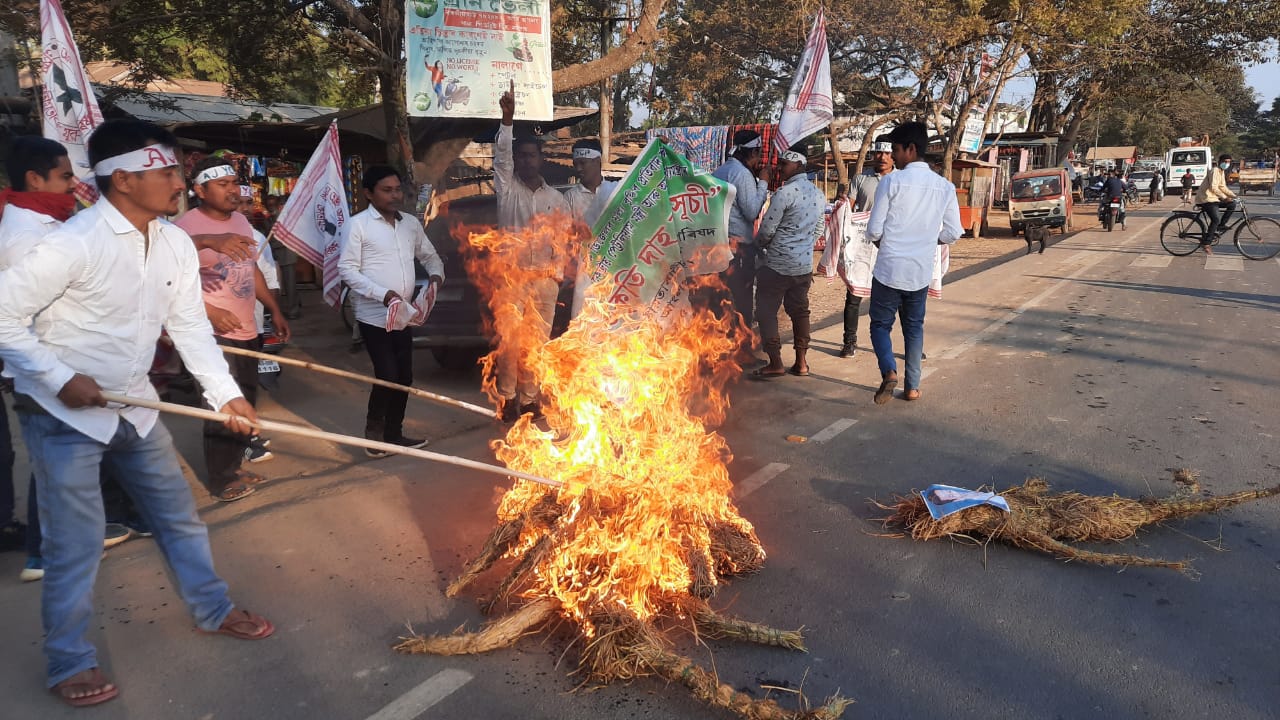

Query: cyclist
[1194,153,1238,255]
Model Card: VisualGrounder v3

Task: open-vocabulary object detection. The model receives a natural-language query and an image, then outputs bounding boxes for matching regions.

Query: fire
[398,214,850,719]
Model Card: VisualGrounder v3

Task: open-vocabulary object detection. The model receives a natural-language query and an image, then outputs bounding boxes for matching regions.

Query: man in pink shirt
[175,157,290,502]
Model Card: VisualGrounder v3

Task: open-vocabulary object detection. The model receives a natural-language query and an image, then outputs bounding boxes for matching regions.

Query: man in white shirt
[711,130,771,332]
[564,138,618,227]
[865,122,962,405]
[339,165,444,456]
[494,81,571,423]
[0,120,274,706]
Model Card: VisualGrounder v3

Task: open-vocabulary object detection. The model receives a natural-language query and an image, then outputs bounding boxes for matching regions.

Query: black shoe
[518,402,545,422]
[500,400,519,424]
[838,344,857,358]
[388,435,428,450]
[364,429,389,458]
[0,520,27,552]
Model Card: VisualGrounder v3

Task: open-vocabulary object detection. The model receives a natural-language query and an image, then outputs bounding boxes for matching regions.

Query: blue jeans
[18,411,234,687]
[0,397,14,523]
[869,278,927,390]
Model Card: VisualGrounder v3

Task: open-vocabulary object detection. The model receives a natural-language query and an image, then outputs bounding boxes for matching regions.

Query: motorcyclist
[1099,170,1127,226]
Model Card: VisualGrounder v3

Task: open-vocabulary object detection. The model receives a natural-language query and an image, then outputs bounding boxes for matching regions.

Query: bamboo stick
[220,345,496,418]
[100,392,563,489]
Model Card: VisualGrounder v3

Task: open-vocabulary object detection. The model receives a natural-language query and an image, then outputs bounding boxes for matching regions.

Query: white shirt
[0,197,243,443]
[867,161,963,291]
[494,123,571,232]
[565,179,618,227]
[0,205,61,271]
[339,206,445,327]
[253,228,279,334]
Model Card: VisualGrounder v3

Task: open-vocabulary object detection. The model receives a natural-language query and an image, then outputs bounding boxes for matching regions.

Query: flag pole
[100,393,561,489]
[220,345,496,419]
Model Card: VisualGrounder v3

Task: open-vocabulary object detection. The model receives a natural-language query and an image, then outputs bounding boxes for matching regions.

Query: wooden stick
[221,345,497,418]
[100,392,563,489]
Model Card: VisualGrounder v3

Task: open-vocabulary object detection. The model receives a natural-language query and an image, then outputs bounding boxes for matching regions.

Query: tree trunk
[551,0,665,92]
[828,124,847,186]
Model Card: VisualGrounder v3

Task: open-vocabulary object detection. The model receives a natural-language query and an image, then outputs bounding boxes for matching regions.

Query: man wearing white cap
[0,119,274,707]
[176,157,290,502]
[751,143,826,378]
[565,138,618,227]
[712,129,771,331]
[839,136,895,358]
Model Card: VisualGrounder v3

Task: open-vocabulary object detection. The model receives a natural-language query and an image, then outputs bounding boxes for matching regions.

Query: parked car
[1126,170,1157,192]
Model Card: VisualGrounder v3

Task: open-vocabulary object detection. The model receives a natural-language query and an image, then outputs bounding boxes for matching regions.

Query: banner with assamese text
[587,139,735,322]
[405,0,552,120]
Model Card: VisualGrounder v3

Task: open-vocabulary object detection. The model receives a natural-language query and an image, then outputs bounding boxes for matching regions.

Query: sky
[1246,62,1280,109]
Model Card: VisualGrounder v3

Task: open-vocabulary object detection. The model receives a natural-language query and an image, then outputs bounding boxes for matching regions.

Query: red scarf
[0,189,77,223]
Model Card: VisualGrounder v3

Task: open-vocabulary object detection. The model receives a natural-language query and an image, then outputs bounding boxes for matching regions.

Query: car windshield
[1130,172,1153,179]
[1011,175,1061,199]
[1171,150,1206,165]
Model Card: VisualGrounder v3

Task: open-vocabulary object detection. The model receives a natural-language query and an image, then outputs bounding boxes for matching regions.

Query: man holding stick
[177,157,290,501]
[0,119,274,707]
[338,165,444,457]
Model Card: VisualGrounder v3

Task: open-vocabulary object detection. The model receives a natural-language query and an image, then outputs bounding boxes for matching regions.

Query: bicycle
[1159,199,1280,259]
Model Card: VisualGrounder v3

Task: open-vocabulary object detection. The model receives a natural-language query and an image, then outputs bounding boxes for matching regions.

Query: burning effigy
[876,470,1280,574]
[394,203,850,719]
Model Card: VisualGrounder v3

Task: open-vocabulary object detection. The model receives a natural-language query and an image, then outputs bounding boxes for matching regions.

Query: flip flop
[235,469,268,486]
[788,367,810,377]
[214,482,256,503]
[750,367,787,380]
[51,668,118,708]
[903,389,921,401]
[200,609,275,640]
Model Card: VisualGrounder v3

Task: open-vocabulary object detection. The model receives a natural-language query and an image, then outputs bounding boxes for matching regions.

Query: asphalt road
[2,194,1278,720]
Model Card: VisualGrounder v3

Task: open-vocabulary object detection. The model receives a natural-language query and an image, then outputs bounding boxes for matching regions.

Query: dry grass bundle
[878,470,1280,573]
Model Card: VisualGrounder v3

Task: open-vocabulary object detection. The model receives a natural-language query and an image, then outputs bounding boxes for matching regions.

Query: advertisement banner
[587,140,735,321]
[404,0,552,120]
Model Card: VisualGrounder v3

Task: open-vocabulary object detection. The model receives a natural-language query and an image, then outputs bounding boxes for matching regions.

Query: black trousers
[842,290,863,347]
[722,243,760,328]
[202,336,260,495]
[360,322,413,440]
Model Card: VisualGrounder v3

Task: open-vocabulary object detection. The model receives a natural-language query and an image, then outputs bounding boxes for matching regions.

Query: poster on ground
[586,139,736,322]
[404,0,552,120]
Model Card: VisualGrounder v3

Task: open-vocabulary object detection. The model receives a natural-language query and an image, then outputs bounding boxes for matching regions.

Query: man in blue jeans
[865,122,963,404]
[0,119,274,707]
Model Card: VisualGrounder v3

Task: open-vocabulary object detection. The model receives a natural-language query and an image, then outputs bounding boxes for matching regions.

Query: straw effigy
[877,470,1280,573]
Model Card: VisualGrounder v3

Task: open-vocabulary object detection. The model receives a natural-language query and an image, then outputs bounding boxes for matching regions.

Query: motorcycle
[1083,179,1104,201]
[442,78,471,111]
[1098,195,1126,232]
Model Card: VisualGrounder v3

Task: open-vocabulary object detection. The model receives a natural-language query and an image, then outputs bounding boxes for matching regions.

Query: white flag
[273,122,350,309]
[775,9,833,152]
[39,0,103,204]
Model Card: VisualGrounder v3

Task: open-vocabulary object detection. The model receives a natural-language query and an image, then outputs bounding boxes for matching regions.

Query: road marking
[809,418,857,443]
[1130,254,1172,268]
[737,463,789,498]
[364,669,473,720]
[935,216,1161,363]
[1204,256,1243,271]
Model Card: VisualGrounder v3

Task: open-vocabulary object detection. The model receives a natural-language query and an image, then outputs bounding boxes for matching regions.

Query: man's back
[867,161,962,292]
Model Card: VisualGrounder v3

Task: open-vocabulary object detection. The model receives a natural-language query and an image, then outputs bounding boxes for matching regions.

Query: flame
[461,214,761,636]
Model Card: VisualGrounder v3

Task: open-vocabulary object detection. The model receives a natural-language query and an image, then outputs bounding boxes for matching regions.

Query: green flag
[587,140,735,319]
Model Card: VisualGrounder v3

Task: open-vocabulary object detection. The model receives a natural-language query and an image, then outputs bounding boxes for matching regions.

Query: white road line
[1130,254,1172,268]
[936,218,1158,363]
[737,462,789,498]
[1204,256,1244,271]
[809,418,858,443]
[364,669,473,720]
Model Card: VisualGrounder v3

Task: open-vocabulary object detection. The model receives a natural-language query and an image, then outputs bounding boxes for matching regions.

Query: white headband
[194,164,237,185]
[573,147,602,159]
[91,143,179,176]
[735,136,762,150]
[780,150,806,164]
[239,185,254,198]
[870,142,893,153]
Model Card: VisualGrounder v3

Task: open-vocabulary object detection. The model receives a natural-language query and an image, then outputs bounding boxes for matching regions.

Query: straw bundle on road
[878,471,1280,573]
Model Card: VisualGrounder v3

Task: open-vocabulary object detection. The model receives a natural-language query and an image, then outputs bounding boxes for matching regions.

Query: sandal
[903,389,921,401]
[788,366,810,377]
[200,608,275,640]
[214,482,256,503]
[51,668,118,708]
[235,469,268,486]
[750,367,787,380]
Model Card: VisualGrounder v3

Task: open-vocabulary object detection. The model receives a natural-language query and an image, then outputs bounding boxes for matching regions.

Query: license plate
[257,359,281,373]
[1110,202,1120,208]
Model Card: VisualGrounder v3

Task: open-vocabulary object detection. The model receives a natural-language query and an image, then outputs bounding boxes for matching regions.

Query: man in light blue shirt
[711,130,770,329]
[752,144,826,378]
[866,122,963,404]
